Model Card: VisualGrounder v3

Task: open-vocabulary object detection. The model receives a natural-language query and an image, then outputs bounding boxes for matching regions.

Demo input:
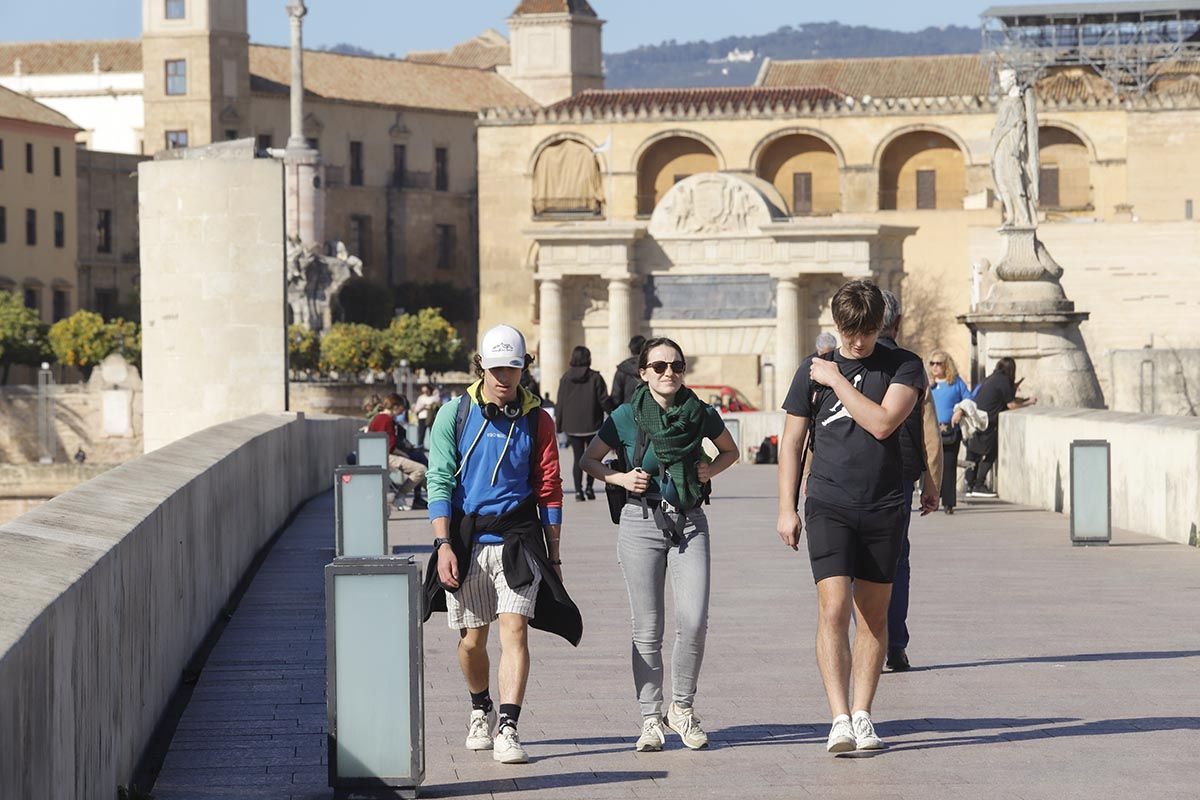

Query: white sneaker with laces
[665,702,708,750]
[464,708,495,750]
[826,714,856,753]
[852,711,884,750]
[493,726,529,764]
[635,716,666,752]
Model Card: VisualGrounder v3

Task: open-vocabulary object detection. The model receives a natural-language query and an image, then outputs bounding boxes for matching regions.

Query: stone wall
[996,407,1200,545]
[1108,349,1200,417]
[0,412,359,800]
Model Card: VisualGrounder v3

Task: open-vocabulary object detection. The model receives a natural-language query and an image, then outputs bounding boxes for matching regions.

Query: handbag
[604,424,652,525]
[939,424,961,447]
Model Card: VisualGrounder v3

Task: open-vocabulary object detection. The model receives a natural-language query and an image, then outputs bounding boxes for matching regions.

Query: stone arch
[526,131,607,175]
[528,133,605,216]
[633,130,724,216]
[1037,124,1092,210]
[753,130,843,216]
[876,127,968,211]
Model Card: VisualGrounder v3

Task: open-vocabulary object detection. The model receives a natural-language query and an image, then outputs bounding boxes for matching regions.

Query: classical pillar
[775,276,802,407]
[285,1,307,150]
[607,276,633,376]
[539,277,565,400]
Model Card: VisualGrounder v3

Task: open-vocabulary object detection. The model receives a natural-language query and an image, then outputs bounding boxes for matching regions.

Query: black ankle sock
[498,703,521,732]
[470,689,493,714]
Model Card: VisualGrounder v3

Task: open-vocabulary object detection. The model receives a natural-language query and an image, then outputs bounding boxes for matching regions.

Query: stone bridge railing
[997,407,1200,545]
[0,413,360,799]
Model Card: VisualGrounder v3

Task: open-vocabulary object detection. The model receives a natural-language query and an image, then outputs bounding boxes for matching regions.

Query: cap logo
[491,342,515,353]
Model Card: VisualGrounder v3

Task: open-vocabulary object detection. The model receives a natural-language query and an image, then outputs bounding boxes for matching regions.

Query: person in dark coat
[965,357,1036,497]
[609,335,646,408]
[556,346,615,501]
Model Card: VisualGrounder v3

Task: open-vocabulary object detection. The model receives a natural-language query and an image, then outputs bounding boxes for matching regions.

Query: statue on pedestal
[286,237,362,333]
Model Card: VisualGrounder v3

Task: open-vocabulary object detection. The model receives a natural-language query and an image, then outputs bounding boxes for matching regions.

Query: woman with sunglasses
[928,350,970,514]
[580,338,738,752]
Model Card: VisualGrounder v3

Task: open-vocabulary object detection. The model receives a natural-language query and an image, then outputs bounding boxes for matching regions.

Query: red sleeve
[531,408,563,513]
[367,412,396,453]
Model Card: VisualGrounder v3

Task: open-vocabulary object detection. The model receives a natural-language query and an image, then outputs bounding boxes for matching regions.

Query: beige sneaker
[826,715,856,753]
[852,711,884,750]
[465,708,495,750]
[635,716,666,752]
[493,727,529,764]
[665,702,708,750]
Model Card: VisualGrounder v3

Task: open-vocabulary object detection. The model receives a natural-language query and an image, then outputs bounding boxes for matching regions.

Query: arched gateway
[528,173,914,407]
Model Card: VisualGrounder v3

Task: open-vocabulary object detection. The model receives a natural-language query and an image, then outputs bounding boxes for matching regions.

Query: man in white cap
[422,325,581,765]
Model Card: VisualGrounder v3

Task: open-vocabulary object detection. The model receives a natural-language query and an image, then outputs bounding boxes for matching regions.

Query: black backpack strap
[453,394,471,454]
[795,350,835,505]
[526,406,540,482]
[632,422,651,518]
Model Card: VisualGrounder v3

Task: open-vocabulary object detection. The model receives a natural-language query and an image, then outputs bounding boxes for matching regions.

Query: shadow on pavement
[882,716,1200,753]
[419,769,668,797]
[919,649,1200,671]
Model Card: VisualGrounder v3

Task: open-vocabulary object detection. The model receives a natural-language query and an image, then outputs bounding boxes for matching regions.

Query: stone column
[285,1,307,150]
[607,276,633,377]
[539,277,565,401]
[774,276,802,407]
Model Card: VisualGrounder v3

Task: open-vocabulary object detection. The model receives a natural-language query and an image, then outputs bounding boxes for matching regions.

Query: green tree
[385,307,466,374]
[48,310,112,378]
[288,324,319,373]
[319,323,389,376]
[0,291,52,384]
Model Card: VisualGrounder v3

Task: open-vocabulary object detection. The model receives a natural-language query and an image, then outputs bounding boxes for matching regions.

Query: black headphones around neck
[475,385,522,421]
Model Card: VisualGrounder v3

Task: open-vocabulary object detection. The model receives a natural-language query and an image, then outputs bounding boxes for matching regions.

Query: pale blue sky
[2,1,982,55]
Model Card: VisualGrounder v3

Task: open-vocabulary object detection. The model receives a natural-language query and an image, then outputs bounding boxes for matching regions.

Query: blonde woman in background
[928,350,970,514]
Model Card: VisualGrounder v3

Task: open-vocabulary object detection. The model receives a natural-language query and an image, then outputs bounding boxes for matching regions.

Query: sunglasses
[646,360,686,375]
[928,360,946,366]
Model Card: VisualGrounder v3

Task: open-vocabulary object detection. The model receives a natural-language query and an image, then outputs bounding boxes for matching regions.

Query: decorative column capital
[286,1,308,20]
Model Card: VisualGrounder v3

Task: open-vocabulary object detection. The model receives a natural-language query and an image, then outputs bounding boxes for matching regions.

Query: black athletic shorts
[804,497,906,584]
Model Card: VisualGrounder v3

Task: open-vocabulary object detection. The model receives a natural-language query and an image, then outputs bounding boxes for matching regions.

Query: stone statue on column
[991,68,1039,230]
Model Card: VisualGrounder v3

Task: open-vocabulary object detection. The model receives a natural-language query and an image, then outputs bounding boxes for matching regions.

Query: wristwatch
[433,537,451,551]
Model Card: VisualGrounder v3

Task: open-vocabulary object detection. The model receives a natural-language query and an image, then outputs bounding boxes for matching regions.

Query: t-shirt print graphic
[820,373,864,427]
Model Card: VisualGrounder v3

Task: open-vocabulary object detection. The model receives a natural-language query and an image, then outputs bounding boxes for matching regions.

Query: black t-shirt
[782,346,926,510]
[973,372,1016,418]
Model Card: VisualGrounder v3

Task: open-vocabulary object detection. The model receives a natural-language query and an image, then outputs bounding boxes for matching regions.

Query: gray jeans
[616,502,711,718]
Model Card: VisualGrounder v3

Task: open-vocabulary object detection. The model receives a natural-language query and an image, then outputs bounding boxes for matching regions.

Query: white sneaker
[464,708,495,750]
[852,711,884,750]
[493,726,529,764]
[826,715,856,753]
[635,716,666,752]
[665,702,708,750]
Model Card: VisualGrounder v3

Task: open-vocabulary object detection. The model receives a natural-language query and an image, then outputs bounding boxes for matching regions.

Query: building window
[349,215,370,263]
[52,290,68,322]
[165,59,187,95]
[350,141,364,186]
[166,130,188,149]
[165,0,186,19]
[53,146,61,177]
[95,288,118,320]
[392,144,406,188]
[915,169,937,210]
[26,142,33,173]
[54,212,64,248]
[97,209,113,254]
[25,209,36,245]
[305,137,319,150]
[224,129,238,140]
[435,147,448,191]
[256,133,273,152]
[24,288,39,313]
[0,206,6,243]
[435,224,455,270]
[1039,166,1060,208]
[793,172,813,216]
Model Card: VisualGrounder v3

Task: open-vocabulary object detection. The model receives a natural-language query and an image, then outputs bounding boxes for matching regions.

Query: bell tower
[501,0,604,106]
[141,0,251,153]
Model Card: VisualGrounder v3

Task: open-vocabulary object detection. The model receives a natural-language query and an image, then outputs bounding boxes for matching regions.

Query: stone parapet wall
[996,407,1200,545]
[0,413,359,800]
[0,379,143,466]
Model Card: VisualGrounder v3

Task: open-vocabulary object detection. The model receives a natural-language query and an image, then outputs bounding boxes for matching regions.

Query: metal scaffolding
[982,2,1200,93]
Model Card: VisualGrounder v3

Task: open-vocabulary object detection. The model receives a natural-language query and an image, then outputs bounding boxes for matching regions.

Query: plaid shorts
[446,542,541,629]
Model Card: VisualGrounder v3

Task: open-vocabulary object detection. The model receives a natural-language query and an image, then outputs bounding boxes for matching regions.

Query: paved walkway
[152,465,1200,800]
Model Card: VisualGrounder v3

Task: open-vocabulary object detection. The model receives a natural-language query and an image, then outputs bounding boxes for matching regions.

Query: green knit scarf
[631,382,708,510]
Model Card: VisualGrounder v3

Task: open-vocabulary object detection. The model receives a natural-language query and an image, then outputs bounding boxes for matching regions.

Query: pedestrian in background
[929,349,970,514]
[556,345,614,501]
[965,357,1036,497]
[610,335,646,407]
[815,331,838,356]
[413,383,440,449]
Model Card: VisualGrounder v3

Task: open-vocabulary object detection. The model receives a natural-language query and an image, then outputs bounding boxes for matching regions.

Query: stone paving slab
[151,466,1200,800]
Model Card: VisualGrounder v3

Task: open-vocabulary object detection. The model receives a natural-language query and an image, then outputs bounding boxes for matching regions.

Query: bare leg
[458,625,490,694]
[815,576,853,719]
[497,613,531,705]
[850,579,893,714]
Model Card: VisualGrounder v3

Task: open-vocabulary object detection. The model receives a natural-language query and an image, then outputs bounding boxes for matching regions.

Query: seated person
[368,393,428,511]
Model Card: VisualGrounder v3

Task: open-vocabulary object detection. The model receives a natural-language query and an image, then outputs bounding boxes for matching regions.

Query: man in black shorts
[775,279,929,753]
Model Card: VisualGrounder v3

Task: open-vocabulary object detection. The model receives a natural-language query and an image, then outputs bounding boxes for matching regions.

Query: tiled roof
[0,84,79,129]
[512,0,597,15]
[546,86,847,115]
[247,45,535,113]
[759,54,991,98]
[1035,68,1118,103]
[0,39,142,75]
[406,29,511,71]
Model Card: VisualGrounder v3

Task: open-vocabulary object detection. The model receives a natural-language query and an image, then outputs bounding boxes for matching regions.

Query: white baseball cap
[479,325,527,370]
